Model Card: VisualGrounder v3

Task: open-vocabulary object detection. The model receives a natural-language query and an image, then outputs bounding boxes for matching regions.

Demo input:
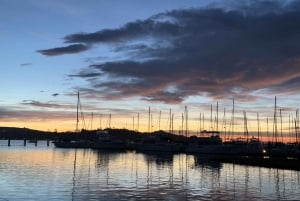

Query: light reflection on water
[0,140,299,200]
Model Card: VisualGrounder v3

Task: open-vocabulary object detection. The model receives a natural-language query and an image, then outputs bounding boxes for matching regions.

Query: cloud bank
[38,0,300,103]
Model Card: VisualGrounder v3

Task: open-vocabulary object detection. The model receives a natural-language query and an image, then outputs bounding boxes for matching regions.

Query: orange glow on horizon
[1,104,299,146]
[1,118,299,144]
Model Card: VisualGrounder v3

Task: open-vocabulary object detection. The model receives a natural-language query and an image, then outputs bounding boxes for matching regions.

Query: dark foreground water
[0,141,299,201]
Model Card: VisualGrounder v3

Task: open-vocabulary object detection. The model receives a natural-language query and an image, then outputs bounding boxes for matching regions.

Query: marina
[47,94,300,163]
[3,1,300,200]
[1,127,299,170]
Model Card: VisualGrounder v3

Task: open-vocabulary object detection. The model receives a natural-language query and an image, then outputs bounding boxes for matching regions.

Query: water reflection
[70,150,300,200]
[72,149,77,201]
[0,142,299,200]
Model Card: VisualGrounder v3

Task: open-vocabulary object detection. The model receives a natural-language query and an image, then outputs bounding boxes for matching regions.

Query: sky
[1,0,300,138]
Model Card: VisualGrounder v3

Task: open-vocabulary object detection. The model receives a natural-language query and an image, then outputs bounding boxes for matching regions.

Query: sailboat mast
[274,96,278,144]
[133,116,135,130]
[151,114,153,132]
[185,106,188,137]
[223,108,226,139]
[199,113,201,135]
[257,112,260,140]
[159,110,161,131]
[181,113,184,135]
[108,114,111,128]
[217,102,219,132]
[76,92,79,132]
[137,112,140,131]
[99,113,102,130]
[91,112,93,130]
[171,113,174,133]
[243,111,248,141]
[148,107,151,132]
[231,99,235,139]
[210,104,213,131]
[169,108,172,133]
[289,114,291,143]
[295,109,299,144]
[267,117,269,142]
[202,113,205,133]
[279,108,283,143]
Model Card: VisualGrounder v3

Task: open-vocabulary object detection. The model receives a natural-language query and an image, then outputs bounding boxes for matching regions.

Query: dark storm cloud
[41,0,300,103]
[63,19,180,44]
[37,44,89,56]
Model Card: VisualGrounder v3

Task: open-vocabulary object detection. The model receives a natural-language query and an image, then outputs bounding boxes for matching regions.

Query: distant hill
[0,126,188,142]
[0,127,55,140]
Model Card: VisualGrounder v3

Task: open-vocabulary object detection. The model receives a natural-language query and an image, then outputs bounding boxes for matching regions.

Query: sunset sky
[2,0,300,138]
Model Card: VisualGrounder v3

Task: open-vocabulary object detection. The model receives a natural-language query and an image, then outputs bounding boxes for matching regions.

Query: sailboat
[185,103,223,154]
[53,92,95,148]
[90,129,128,150]
[221,105,264,156]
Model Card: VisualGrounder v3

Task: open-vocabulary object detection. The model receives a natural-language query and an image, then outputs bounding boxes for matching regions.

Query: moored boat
[135,133,181,153]
[185,134,222,154]
[90,130,127,150]
[53,139,92,148]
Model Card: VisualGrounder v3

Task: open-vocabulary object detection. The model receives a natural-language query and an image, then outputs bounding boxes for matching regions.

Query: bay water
[0,140,299,200]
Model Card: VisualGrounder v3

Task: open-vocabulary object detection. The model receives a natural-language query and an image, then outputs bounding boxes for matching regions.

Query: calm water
[0,141,299,201]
